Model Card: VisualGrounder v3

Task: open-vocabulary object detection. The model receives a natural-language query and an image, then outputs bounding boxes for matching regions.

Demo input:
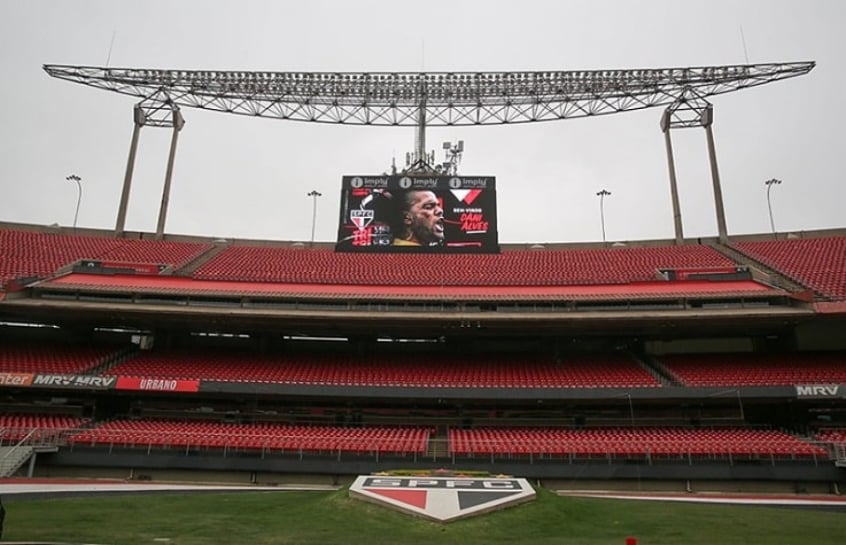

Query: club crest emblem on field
[349,475,536,522]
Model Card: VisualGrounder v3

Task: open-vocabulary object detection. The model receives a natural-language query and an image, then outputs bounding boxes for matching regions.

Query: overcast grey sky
[0,0,843,244]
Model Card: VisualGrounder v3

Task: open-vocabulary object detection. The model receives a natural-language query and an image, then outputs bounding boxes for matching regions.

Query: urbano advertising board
[335,175,499,253]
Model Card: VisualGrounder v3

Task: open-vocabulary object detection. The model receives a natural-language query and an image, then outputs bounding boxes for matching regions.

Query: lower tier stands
[448,427,827,458]
[193,244,734,286]
[0,415,833,461]
[815,429,846,445]
[0,340,127,374]
[734,237,846,300]
[0,414,89,444]
[104,350,660,388]
[657,351,846,387]
[68,419,431,454]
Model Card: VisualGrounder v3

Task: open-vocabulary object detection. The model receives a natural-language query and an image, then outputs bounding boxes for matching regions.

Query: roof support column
[114,88,185,239]
[660,110,684,245]
[155,107,185,240]
[662,88,729,245]
[702,106,728,244]
[115,105,145,237]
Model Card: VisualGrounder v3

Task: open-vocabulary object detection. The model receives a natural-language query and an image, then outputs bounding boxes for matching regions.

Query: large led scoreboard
[335,175,499,253]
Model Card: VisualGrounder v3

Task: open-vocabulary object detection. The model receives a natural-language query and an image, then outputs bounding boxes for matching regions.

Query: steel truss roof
[43,62,814,126]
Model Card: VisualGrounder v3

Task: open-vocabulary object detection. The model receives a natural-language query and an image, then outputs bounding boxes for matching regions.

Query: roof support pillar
[660,111,684,245]
[155,107,185,240]
[114,88,185,238]
[703,107,728,245]
[662,89,729,245]
[115,105,145,237]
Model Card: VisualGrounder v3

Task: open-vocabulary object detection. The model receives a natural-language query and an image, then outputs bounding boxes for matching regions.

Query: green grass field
[3,487,843,545]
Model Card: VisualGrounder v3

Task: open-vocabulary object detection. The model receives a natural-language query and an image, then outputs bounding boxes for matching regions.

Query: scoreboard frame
[335,175,499,253]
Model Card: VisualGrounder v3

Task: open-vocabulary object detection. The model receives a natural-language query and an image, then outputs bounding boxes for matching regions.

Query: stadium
[2,56,845,497]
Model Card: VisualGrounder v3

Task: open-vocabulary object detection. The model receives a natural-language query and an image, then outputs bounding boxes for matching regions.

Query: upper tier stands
[192,244,734,286]
[104,349,660,388]
[0,229,211,287]
[68,419,431,453]
[3,226,846,295]
[734,237,846,300]
[0,340,126,374]
[448,426,827,458]
[657,351,846,387]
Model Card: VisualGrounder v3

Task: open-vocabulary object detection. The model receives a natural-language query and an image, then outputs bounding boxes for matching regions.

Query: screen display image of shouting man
[392,190,445,247]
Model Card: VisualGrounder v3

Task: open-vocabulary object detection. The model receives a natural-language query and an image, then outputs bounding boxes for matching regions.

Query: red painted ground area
[44,273,777,300]
[368,488,428,509]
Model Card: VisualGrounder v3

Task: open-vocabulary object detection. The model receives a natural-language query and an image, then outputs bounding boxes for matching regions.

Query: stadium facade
[1,221,845,492]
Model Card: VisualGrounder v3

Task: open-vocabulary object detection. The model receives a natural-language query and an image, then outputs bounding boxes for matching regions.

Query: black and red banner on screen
[335,175,499,253]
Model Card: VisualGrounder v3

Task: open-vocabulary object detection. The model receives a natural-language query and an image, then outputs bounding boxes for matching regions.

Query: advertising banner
[0,372,34,387]
[795,384,844,398]
[31,374,116,390]
[115,377,201,393]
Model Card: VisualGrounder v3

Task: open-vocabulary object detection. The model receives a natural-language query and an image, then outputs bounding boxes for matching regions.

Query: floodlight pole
[597,189,611,245]
[66,174,82,231]
[765,178,782,236]
[308,190,322,247]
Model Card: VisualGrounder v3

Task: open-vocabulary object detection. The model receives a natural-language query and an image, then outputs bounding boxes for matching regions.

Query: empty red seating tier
[0,228,211,286]
[105,349,660,388]
[448,427,827,458]
[658,352,846,387]
[0,413,89,443]
[4,227,846,294]
[734,237,846,300]
[192,244,734,286]
[0,340,125,374]
[816,429,846,444]
[68,419,431,453]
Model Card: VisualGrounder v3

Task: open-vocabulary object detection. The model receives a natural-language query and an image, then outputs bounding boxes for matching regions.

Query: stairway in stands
[0,446,33,477]
[635,354,680,387]
[173,242,231,276]
[427,426,450,461]
[709,242,813,296]
[84,345,139,375]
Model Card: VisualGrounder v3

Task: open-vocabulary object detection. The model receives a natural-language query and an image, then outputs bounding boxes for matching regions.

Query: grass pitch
[3,487,843,545]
